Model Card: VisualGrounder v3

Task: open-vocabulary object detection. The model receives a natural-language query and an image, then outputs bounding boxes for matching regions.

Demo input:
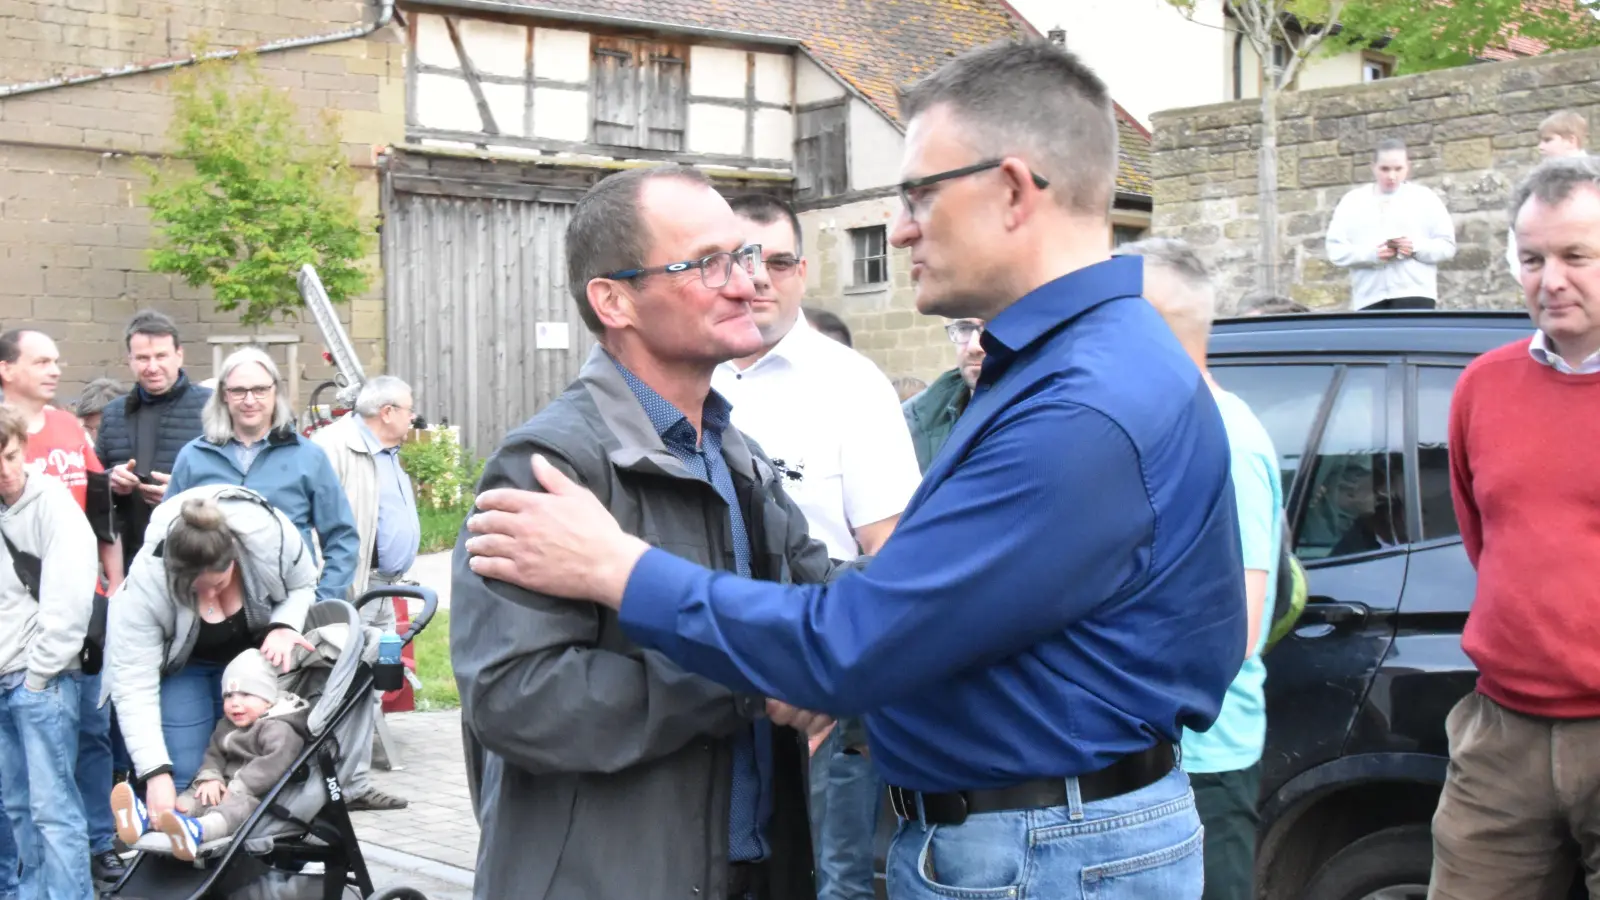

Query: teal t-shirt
[1181,385,1283,774]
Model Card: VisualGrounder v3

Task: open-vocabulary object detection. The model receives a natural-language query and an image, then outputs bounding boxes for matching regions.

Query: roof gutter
[402,0,802,48]
[0,0,395,100]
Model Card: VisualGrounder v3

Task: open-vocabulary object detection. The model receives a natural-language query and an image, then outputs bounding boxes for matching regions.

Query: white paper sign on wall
[534,321,571,350]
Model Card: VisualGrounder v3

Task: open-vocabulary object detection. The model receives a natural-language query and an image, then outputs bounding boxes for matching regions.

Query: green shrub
[400,427,483,553]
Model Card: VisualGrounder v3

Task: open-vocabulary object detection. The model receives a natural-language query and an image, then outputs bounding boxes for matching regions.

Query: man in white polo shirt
[712,195,920,900]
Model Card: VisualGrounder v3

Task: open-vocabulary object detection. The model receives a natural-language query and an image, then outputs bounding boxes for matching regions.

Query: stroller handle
[354,585,440,647]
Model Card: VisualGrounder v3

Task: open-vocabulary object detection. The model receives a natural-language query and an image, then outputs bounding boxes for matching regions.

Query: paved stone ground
[351,709,480,873]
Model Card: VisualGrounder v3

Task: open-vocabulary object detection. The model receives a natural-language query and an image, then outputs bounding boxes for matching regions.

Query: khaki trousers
[1429,691,1600,899]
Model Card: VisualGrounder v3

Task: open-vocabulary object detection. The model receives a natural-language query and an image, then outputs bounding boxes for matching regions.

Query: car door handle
[1299,601,1370,627]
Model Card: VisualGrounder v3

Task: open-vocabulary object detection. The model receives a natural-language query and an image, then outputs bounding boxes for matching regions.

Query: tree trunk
[1257,77,1281,297]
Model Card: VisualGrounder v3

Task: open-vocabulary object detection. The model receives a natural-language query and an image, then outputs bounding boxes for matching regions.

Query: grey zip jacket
[0,474,99,689]
[452,346,839,900]
[105,484,318,779]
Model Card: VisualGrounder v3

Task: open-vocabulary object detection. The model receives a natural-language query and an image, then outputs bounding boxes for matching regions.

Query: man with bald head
[450,166,838,900]
[1118,237,1284,900]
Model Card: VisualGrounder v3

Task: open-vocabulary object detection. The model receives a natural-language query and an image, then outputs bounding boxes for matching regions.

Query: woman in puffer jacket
[104,484,318,823]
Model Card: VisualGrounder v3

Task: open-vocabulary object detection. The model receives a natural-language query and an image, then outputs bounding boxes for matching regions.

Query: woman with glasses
[165,347,359,606]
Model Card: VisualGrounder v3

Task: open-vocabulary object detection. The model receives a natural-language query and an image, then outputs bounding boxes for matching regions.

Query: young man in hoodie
[111,647,310,862]
[1325,139,1457,310]
[0,327,127,885]
[0,403,101,900]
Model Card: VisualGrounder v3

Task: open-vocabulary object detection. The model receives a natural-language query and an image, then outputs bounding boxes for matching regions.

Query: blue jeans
[0,677,94,900]
[809,725,881,900]
[885,767,1203,900]
[157,662,224,791]
[70,671,114,855]
[0,780,16,900]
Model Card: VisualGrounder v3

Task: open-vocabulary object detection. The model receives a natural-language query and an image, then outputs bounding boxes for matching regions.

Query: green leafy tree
[1330,0,1600,74]
[142,53,371,326]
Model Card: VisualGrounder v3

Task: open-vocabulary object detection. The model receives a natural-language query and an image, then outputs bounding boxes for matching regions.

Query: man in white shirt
[1507,110,1588,283]
[712,195,920,900]
[1326,139,1457,310]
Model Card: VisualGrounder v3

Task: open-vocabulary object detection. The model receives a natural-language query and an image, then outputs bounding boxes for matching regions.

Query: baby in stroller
[111,648,311,862]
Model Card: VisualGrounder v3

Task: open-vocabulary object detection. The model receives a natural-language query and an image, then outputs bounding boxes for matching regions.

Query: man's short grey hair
[899,39,1117,217]
[355,375,413,417]
[201,346,296,443]
[1510,154,1600,224]
[1114,237,1217,335]
[74,377,125,418]
[1374,138,1408,160]
[566,165,715,335]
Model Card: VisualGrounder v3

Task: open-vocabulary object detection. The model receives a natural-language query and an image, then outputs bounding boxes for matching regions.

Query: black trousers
[1365,296,1437,310]
[1191,763,1263,900]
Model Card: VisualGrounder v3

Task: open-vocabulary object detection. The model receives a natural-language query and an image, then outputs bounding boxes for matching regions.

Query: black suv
[1208,309,1534,900]
[866,310,1541,900]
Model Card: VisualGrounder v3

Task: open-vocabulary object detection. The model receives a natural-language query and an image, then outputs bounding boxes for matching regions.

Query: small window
[1210,364,1338,497]
[1362,56,1392,83]
[1295,367,1397,560]
[850,226,888,287]
[1113,225,1147,248]
[1415,367,1464,541]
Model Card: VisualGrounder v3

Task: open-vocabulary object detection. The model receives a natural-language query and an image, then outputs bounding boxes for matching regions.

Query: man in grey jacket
[0,404,100,900]
[312,374,420,812]
[451,166,837,900]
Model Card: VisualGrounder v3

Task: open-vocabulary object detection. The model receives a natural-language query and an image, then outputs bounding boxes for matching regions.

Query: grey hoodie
[0,473,100,690]
[105,484,318,779]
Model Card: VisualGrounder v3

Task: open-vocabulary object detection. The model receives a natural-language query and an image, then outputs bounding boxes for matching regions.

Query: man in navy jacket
[96,311,211,571]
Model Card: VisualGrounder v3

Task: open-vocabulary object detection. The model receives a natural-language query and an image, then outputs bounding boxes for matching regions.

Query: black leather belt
[887,742,1177,826]
[727,860,765,899]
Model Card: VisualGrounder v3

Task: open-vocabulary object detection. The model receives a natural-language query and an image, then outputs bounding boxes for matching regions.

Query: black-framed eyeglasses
[602,244,762,289]
[224,384,275,401]
[898,159,1050,218]
[945,321,984,344]
[761,253,802,277]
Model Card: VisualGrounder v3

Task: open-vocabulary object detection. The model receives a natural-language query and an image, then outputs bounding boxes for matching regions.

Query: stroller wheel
[368,889,429,900]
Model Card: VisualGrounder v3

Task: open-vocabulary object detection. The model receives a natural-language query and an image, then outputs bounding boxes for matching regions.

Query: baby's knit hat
[222,649,281,705]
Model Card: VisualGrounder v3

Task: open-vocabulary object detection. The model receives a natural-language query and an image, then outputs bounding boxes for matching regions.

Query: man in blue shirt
[1120,237,1284,900]
[449,166,834,900]
[464,41,1246,900]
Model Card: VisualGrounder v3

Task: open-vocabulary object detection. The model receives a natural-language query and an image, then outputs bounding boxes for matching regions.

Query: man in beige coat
[311,374,420,811]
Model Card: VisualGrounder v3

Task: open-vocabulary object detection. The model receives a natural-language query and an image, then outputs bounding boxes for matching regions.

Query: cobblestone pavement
[351,709,480,873]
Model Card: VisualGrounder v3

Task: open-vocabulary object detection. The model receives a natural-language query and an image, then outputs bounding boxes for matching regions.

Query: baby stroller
[105,586,440,900]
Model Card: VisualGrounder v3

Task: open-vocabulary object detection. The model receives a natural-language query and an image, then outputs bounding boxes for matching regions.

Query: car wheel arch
[1257,753,1447,900]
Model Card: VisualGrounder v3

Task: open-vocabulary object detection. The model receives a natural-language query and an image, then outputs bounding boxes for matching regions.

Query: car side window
[1416,366,1465,541]
[1294,367,1396,561]
[1209,364,1337,498]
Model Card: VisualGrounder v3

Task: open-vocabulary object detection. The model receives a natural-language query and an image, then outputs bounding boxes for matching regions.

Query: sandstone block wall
[1150,47,1600,312]
[0,0,405,403]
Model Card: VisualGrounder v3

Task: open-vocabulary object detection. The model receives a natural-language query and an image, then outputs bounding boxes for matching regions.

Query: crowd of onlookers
[0,311,421,899]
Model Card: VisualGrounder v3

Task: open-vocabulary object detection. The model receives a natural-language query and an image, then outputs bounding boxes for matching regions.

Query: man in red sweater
[1432,155,1600,899]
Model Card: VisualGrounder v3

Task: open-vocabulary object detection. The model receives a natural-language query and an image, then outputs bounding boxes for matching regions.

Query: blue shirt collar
[982,256,1145,359]
[607,352,734,449]
[356,419,398,455]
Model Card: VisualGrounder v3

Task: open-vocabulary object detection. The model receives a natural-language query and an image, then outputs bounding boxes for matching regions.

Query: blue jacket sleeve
[619,398,1156,717]
[307,445,360,602]
[165,443,196,498]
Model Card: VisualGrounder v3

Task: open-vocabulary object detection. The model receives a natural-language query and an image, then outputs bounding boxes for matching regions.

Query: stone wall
[1149,46,1600,311]
[0,0,405,402]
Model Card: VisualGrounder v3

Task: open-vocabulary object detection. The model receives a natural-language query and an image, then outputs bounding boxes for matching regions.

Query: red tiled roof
[424,0,1153,198]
